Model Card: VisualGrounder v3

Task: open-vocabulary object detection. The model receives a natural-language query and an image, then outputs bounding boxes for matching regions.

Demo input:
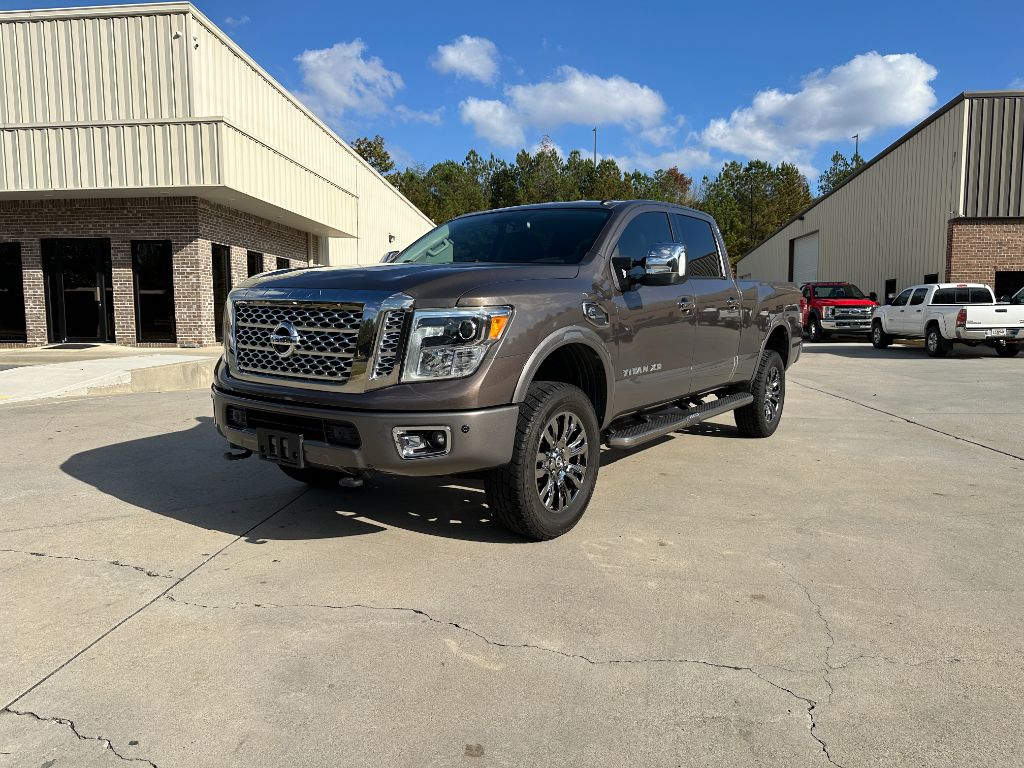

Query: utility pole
[593,127,597,166]
[852,133,859,157]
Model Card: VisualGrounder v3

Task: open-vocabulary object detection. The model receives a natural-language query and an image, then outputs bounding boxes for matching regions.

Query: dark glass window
[212,244,231,342]
[247,251,264,278]
[396,208,612,265]
[923,273,939,284]
[673,214,723,278]
[931,287,994,305]
[891,289,912,307]
[0,243,27,342]
[909,288,928,306]
[884,278,897,300]
[612,212,673,263]
[276,257,290,270]
[132,241,176,343]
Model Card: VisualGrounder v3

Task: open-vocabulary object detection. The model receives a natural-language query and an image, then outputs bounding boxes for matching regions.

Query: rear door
[609,210,695,414]
[673,213,740,392]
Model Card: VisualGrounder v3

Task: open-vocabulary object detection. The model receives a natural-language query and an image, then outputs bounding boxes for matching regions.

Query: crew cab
[871,283,1023,357]
[212,201,802,540]
[799,282,877,342]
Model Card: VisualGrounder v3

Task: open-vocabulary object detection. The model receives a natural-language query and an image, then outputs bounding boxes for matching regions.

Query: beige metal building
[736,91,1024,303]
[0,2,432,347]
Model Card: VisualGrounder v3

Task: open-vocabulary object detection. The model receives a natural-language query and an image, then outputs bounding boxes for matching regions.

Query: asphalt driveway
[1,343,1020,767]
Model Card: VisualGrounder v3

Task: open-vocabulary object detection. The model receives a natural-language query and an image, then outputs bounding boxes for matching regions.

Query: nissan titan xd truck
[213,201,802,540]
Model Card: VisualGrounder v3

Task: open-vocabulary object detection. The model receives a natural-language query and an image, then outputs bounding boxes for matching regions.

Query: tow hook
[223,447,253,461]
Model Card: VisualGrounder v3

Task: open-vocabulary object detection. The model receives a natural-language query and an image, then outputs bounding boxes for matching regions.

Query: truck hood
[241,263,579,305]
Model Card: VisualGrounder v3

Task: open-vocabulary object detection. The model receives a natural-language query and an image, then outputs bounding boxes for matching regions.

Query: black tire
[278,464,348,487]
[807,316,829,342]
[994,343,1020,358]
[735,351,785,438]
[485,381,600,541]
[925,324,951,357]
[871,321,891,349]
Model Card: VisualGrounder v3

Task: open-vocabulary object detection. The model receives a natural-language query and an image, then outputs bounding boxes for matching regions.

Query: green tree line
[353,135,862,263]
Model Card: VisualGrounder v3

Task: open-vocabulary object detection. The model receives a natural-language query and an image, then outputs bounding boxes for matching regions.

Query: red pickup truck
[799,282,878,342]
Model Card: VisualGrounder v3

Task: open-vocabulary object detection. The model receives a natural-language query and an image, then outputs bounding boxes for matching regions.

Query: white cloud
[604,147,713,174]
[699,52,938,175]
[432,35,500,84]
[460,66,670,148]
[395,105,445,126]
[1010,77,1024,89]
[223,15,249,28]
[294,39,403,122]
[460,98,526,147]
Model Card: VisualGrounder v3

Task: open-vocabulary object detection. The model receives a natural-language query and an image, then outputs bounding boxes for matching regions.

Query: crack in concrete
[2,708,157,767]
[0,548,173,579]
[790,379,1023,462]
[165,596,844,766]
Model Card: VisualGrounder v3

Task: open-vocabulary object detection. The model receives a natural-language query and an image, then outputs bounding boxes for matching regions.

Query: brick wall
[0,196,315,347]
[946,218,1024,286]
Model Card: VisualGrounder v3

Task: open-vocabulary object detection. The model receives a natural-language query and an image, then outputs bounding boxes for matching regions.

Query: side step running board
[605,392,754,450]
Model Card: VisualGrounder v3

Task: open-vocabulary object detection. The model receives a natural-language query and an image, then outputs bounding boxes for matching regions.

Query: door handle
[679,297,696,312]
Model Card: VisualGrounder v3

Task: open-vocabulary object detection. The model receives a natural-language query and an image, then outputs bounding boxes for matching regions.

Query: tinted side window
[673,214,723,278]
[909,288,928,305]
[801,286,811,300]
[970,288,993,303]
[613,212,673,263]
[892,289,912,307]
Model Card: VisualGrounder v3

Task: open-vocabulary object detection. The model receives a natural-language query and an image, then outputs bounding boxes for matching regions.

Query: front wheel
[994,343,1020,358]
[807,316,829,342]
[485,381,600,541]
[871,321,891,349]
[734,351,785,438]
[925,325,951,357]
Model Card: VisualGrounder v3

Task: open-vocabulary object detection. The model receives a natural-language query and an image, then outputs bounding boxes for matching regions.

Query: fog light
[392,426,452,459]
[226,406,247,429]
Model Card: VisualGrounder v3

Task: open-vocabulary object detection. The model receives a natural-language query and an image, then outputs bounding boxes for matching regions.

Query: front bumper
[820,319,872,333]
[212,387,518,477]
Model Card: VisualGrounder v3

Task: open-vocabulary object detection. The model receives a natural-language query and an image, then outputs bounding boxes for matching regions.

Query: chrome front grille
[371,310,407,379]
[233,301,363,385]
[835,306,872,320]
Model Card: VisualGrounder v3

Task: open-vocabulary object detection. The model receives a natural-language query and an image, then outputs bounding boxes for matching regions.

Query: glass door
[133,240,176,343]
[41,239,115,343]
[212,244,231,342]
[0,243,27,342]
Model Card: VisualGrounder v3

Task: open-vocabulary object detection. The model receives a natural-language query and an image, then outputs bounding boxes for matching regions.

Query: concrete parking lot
[1,342,1021,767]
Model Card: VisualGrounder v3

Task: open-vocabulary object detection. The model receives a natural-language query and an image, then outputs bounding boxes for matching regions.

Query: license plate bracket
[257,429,305,468]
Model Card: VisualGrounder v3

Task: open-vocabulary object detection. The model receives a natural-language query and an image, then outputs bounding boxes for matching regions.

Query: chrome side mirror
[638,243,686,286]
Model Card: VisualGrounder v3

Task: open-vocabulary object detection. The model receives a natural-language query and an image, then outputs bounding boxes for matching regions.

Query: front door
[904,287,929,335]
[42,238,115,343]
[0,243,27,342]
[609,210,695,415]
[672,213,741,392]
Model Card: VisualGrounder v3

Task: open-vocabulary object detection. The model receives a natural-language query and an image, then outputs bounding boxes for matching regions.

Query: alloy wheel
[763,366,782,423]
[535,411,589,513]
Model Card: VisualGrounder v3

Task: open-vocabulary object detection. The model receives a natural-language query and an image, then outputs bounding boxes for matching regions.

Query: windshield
[395,208,611,266]
[813,284,867,299]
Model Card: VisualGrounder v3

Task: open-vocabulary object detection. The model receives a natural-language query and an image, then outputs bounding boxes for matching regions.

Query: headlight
[822,305,834,318]
[401,307,512,382]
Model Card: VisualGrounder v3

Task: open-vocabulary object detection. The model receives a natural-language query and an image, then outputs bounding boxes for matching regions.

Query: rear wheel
[485,382,600,541]
[734,351,785,438]
[278,465,350,487]
[871,321,891,349]
[925,324,951,357]
[994,343,1020,358]
[807,316,829,342]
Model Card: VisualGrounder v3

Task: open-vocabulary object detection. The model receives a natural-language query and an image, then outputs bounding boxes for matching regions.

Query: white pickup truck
[871,283,1023,357]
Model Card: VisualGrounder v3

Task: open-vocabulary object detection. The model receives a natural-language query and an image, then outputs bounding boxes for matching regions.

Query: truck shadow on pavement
[59,416,523,544]
[801,342,1004,360]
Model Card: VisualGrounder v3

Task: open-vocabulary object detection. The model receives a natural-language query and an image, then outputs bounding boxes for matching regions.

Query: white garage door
[792,232,819,284]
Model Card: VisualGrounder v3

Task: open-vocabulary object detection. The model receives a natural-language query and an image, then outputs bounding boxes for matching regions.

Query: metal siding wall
[736,101,967,298]
[325,162,434,266]
[0,121,220,190]
[219,123,356,237]
[0,12,191,124]
[964,96,1024,217]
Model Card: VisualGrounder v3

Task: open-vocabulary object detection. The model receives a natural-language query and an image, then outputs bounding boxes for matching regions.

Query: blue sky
[6,0,1024,183]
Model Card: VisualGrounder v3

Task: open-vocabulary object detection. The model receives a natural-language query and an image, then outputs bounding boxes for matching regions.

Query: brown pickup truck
[213,201,801,539]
